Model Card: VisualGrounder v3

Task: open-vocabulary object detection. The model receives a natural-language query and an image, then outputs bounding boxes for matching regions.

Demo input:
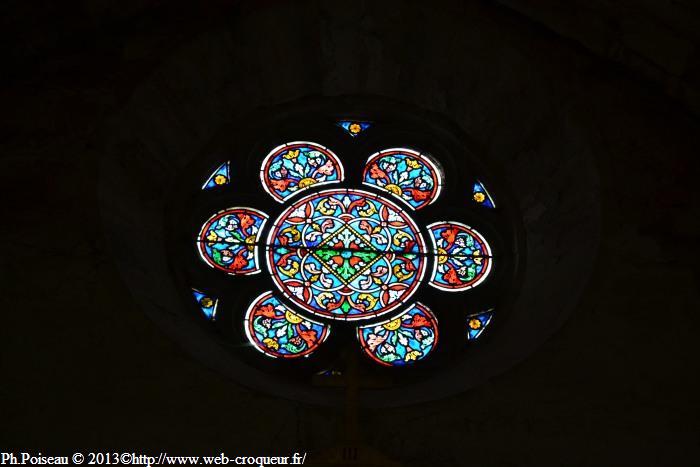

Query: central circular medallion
[266,189,427,321]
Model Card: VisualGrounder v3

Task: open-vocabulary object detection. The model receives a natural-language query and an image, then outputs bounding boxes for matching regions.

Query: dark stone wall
[2,1,699,465]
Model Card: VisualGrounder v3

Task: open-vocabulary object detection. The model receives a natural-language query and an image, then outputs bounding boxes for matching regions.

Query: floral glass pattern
[197,208,268,275]
[428,221,492,291]
[472,180,495,208]
[194,128,501,368]
[245,291,330,358]
[362,148,443,210]
[266,189,427,321]
[338,120,371,137]
[466,310,494,340]
[261,141,344,203]
[202,161,230,190]
[192,288,218,320]
[357,303,438,367]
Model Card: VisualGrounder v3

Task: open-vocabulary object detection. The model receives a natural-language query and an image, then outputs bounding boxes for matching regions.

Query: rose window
[266,188,428,321]
[189,120,502,369]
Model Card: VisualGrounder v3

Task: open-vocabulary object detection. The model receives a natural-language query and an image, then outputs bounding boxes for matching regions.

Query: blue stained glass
[357,302,438,367]
[261,141,344,202]
[467,310,493,340]
[244,291,330,359]
[194,126,501,367]
[266,189,428,321]
[197,208,268,275]
[363,148,443,210]
[472,180,495,208]
[428,221,493,292]
[202,161,230,190]
[338,121,371,137]
[192,288,218,320]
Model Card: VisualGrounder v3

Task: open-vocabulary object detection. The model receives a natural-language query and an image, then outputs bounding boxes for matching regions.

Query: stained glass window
[362,148,443,210]
[244,291,330,358]
[466,310,494,340]
[337,120,371,137]
[357,303,438,367]
[427,221,492,291]
[192,288,218,320]
[472,180,495,208]
[187,117,508,373]
[266,189,427,321]
[261,141,344,203]
[197,208,268,275]
[202,161,230,190]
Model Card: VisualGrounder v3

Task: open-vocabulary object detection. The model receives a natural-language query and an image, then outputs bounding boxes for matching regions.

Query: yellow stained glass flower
[298,177,317,189]
[200,297,213,308]
[357,293,378,310]
[473,192,486,203]
[406,159,420,169]
[279,259,300,277]
[349,123,362,134]
[405,350,422,361]
[393,263,414,281]
[281,226,301,242]
[437,247,448,264]
[285,310,303,324]
[245,235,256,251]
[468,318,482,330]
[214,174,227,185]
[263,338,279,350]
[473,249,482,265]
[383,318,402,331]
[283,149,300,160]
[384,184,403,196]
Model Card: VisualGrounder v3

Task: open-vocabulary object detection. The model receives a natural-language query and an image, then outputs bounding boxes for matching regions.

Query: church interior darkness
[2,1,700,466]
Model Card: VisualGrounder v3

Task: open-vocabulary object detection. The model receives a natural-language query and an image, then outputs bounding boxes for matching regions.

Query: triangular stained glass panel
[202,161,230,190]
[472,180,495,208]
[338,120,371,137]
[466,310,494,340]
[192,288,218,320]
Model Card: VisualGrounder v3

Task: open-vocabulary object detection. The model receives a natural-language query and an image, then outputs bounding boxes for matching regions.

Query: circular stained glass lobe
[357,302,438,367]
[427,221,493,291]
[245,291,330,359]
[362,148,443,210]
[197,208,268,275]
[267,189,427,321]
[261,141,344,203]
